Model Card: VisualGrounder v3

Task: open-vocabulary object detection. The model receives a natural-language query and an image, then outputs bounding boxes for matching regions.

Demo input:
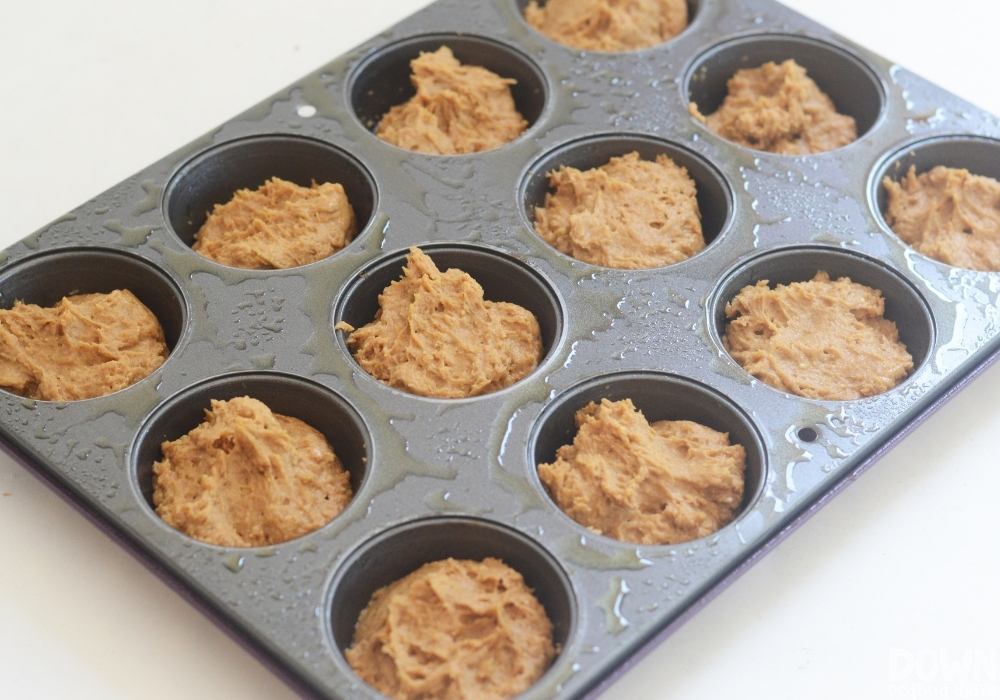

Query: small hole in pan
[797,427,818,443]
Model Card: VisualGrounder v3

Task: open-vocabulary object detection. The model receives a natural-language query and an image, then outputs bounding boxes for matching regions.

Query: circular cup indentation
[335,244,564,396]
[686,34,885,146]
[131,372,371,540]
[529,371,766,541]
[0,246,186,355]
[349,34,547,138]
[328,516,576,682]
[520,134,733,264]
[513,0,701,52]
[872,135,1000,250]
[711,246,935,393]
[164,135,377,251]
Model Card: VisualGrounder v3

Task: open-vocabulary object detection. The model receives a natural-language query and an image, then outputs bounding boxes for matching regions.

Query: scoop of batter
[345,557,556,700]
[524,0,688,52]
[538,398,746,545]
[152,396,352,547]
[883,165,1000,272]
[340,247,542,399]
[375,46,528,155]
[724,272,913,400]
[0,289,168,401]
[192,176,356,269]
[690,59,857,155]
[533,151,704,269]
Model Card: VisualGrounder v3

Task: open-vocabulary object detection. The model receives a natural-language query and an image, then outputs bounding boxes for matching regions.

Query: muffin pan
[4,0,1000,698]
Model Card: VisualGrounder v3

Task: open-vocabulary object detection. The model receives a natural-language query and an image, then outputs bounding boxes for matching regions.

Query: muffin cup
[164,134,377,253]
[685,33,886,146]
[711,246,935,393]
[131,371,371,541]
[520,133,733,266]
[349,33,548,138]
[528,371,767,543]
[327,515,577,683]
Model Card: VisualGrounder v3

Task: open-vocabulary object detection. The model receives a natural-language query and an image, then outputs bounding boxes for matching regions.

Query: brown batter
[690,59,857,155]
[724,272,914,400]
[152,396,352,547]
[533,151,704,269]
[339,247,542,399]
[538,398,746,545]
[345,557,556,700]
[192,176,356,269]
[883,165,1000,272]
[375,46,528,155]
[524,0,688,53]
[0,290,168,401]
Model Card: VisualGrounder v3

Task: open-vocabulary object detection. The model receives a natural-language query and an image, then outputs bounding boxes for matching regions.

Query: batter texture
[375,46,528,155]
[883,165,1000,272]
[152,396,352,547]
[345,557,556,700]
[192,176,356,269]
[690,59,857,155]
[533,151,704,269]
[340,247,542,399]
[724,272,914,400]
[538,398,746,545]
[0,290,168,401]
[524,0,688,53]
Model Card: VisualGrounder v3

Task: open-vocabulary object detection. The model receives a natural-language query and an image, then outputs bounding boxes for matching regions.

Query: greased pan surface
[1,1,1000,700]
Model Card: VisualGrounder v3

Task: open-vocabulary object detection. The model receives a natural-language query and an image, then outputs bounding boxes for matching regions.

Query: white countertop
[1,1,998,698]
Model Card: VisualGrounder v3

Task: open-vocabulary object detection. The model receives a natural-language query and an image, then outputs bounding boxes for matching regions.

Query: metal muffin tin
[4,0,1000,698]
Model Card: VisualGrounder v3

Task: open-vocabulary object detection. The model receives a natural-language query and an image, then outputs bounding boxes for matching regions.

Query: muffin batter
[192,176,356,269]
[0,289,168,401]
[690,59,857,155]
[724,272,913,400]
[533,151,704,269]
[375,46,528,155]
[538,398,746,545]
[339,247,542,399]
[152,396,352,548]
[345,557,556,700]
[883,165,1000,272]
[525,0,688,53]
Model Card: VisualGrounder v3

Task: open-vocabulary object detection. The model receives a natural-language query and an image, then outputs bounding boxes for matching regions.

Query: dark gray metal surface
[3,0,1000,698]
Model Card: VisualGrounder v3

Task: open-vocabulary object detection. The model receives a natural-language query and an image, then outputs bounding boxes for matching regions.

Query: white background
[1,1,998,698]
